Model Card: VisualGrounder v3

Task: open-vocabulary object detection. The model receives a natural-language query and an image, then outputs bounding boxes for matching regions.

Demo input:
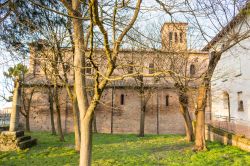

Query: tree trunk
[194,86,207,150]
[138,75,146,137]
[111,87,114,134]
[156,89,159,135]
[179,94,194,142]
[72,96,81,151]
[25,113,30,132]
[179,93,194,142]
[9,78,21,132]
[65,84,81,151]
[80,115,93,166]
[139,101,146,137]
[92,112,97,133]
[71,3,89,164]
[54,84,64,141]
[194,51,221,151]
[49,87,56,135]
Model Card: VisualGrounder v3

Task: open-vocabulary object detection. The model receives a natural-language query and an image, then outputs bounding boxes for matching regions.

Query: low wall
[206,124,250,152]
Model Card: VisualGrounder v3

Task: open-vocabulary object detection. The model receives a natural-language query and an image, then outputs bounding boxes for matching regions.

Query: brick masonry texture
[20,87,195,134]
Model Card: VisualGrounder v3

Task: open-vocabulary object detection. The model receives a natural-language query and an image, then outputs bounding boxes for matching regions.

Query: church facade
[20,23,209,134]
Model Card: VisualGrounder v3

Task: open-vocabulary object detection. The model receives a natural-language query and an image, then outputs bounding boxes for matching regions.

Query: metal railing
[209,115,250,138]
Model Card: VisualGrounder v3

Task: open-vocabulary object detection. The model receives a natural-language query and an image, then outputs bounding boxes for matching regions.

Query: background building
[20,22,208,134]
[204,11,250,138]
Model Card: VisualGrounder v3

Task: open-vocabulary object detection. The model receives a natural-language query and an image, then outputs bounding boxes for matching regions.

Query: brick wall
[20,86,201,135]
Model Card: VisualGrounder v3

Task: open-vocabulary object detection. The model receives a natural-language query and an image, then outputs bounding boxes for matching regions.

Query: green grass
[0,132,249,166]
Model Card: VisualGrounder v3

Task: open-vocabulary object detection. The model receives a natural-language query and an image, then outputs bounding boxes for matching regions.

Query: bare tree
[58,1,142,165]
[183,0,250,151]
[20,88,35,132]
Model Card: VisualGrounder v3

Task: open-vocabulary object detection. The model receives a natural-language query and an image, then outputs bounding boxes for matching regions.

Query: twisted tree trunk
[194,51,221,151]
[179,93,194,142]
[194,85,208,150]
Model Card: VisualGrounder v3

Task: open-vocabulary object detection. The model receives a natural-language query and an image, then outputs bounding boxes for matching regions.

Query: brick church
[21,22,208,134]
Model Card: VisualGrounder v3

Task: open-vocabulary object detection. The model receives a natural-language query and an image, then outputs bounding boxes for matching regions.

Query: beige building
[21,22,208,134]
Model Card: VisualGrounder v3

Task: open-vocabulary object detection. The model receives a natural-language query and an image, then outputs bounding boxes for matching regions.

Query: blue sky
[0,0,238,109]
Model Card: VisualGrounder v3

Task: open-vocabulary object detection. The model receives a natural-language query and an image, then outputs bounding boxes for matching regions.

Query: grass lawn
[0,132,249,166]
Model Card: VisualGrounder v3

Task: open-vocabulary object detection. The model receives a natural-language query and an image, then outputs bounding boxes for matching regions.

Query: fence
[209,115,250,139]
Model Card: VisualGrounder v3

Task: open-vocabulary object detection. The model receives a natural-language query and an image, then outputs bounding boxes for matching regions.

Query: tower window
[169,32,173,46]
[190,64,195,76]
[166,95,169,106]
[180,32,183,43]
[175,32,178,43]
[149,63,154,74]
[120,94,125,105]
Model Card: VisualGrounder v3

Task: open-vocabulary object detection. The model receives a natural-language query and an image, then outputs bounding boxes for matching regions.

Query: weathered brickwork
[20,87,195,134]
[19,22,209,135]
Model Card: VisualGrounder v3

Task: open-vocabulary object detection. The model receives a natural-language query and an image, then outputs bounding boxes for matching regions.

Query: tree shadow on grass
[93,133,185,146]
[150,142,193,153]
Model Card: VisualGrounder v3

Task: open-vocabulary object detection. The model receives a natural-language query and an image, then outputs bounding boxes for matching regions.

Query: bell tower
[161,22,187,51]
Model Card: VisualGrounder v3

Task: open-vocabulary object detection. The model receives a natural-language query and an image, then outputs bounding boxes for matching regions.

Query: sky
[0,46,14,109]
[0,0,241,109]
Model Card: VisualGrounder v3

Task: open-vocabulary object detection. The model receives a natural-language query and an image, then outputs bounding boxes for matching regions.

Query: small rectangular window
[190,64,195,76]
[128,63,133,74]
[238,92,244,111]
[120,94,124,105]
[166,95,169,106]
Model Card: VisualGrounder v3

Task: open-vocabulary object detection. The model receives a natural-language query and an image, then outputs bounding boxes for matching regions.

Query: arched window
[169,32,173,41]
[180,32,183,43]
[149,63,154,74]
[223,92,230,109]
[190,64,195,76]
[169,32,173,47]
[166,95,169,106]
[223,91,231,121]
[238,91,244,111]
[175,32,178,43]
